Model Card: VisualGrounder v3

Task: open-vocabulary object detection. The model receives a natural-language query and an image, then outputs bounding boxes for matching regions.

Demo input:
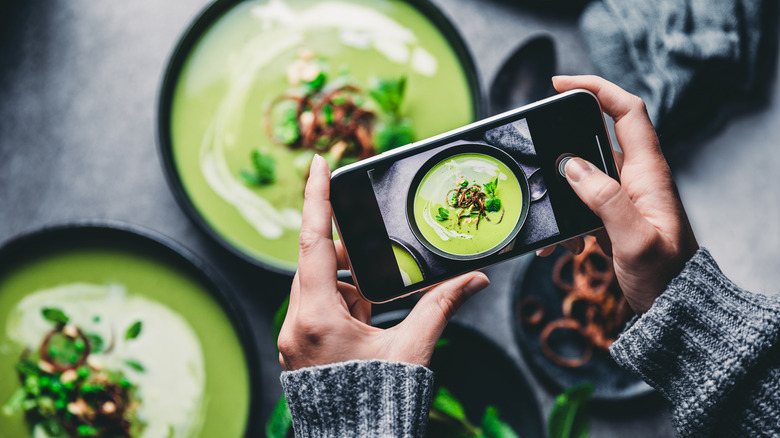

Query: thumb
[564,157,653,248]
[396,272,489,360]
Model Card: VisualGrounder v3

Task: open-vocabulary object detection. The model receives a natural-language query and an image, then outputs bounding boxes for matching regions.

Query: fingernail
[463,275,489,296]
[564,157,593,183]
[312,153,325,171]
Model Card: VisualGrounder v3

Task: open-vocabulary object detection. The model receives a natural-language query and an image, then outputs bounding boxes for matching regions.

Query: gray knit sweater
[281,248,780,437]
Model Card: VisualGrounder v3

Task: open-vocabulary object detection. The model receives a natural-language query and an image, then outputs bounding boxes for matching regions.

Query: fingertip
[463,272,490,296]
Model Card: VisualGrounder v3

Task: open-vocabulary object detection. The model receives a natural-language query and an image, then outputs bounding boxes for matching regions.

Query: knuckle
[591,179,624,211]
[298,229,323,256]
[277,332,294,356]
[435,293,460,322]
[633,96,648,113]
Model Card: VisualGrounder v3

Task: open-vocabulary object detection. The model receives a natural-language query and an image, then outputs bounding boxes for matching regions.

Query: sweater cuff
[281,360,434,438]
[610,248,780,429]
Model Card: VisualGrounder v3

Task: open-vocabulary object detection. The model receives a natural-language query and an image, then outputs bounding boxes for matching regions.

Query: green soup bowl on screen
[407,144,530,260]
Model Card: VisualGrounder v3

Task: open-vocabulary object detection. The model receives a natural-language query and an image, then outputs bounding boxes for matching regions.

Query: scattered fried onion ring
[537,237,633,368]
[518,297,545,326]
[539,318,593,368]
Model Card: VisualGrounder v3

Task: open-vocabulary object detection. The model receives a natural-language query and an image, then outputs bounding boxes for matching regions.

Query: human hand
[277,155,490,371]
[540,75,699,314]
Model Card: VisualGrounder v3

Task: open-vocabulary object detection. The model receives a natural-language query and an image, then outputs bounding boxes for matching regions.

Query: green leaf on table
[548,383,593,438]
[125,321,142,341]
[480,406,519,438]
[435,338,450,349]
[431,387,467,421]
[435,207,450,221]
[485,197,501,212]
[41,307,69,325]
[266,394,293,438]
[273,296,290,352]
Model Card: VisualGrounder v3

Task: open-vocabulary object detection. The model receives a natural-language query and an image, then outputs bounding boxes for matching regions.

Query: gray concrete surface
[1,0,778,436]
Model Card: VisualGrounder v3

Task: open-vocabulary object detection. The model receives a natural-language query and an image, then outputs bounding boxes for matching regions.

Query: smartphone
[331,89,619,303]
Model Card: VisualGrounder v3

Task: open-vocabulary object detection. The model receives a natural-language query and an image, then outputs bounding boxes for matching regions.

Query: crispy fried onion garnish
[524,237,633,368]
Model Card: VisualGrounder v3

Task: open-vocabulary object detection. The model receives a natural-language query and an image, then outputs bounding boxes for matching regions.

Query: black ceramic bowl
[0,222,262,437]
[373,310,544,437]
[406,143,530,261]
[156,0,485,276]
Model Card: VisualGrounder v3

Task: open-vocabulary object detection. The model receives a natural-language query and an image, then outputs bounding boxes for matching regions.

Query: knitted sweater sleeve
[610,248,780,436]
[280,359,433,437]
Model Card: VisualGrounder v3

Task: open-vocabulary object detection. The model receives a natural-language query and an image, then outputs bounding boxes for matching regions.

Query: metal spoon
[489,35,557,116]
[528,167,548,202]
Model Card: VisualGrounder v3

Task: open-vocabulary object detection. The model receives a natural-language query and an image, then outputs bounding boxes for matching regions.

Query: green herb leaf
[15,359,40,377]
[86,333,104,353]
[241,150,277,187]
[322,103,334,125]
[274,117,301,145]
[369,76,407,116]
[460,180,469,188]
[266,394,293,438]
[125,360,145,373]
[125,321,142,341]
[485,197,501,212]
[435,207,450,221]
[548,383,593,438]
[273,296,290,353]
[431,388,466,421]
[41,307,69,325]
[481,406,519,438]
[304,70,327,92]
[484,177,498,197]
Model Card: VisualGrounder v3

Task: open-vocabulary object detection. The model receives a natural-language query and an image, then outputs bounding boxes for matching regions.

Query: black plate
[156,0,486,276]
[374,310,544,438]
[0,221,262,437]
[512,246,653,403]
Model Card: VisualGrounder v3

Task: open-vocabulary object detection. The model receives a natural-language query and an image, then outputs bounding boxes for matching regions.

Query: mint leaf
[374,119,414,152]
[86,333,104,353]
[125,360,145,373]
[485,197,501,212]
[435,207,449,221]
[266,395,293,438]
[125,321,142,341]
[242,150,276,186]
[481,406,519,438]
[273,296,290,352]
[548,383,593,438]
[369,76,407,115]
[484,177,498,197]
[41,307,69,325]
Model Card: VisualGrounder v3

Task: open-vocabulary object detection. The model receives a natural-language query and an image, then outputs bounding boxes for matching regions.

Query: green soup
[169,0,476,272]
[0,247,249,438]
[413,153,523,256]
[391,242,424,286]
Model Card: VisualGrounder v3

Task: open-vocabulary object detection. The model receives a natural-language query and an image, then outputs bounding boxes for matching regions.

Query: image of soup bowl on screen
[407,143,530,261]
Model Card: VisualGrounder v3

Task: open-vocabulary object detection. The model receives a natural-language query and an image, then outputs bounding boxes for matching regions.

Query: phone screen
[331,91,618,302]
